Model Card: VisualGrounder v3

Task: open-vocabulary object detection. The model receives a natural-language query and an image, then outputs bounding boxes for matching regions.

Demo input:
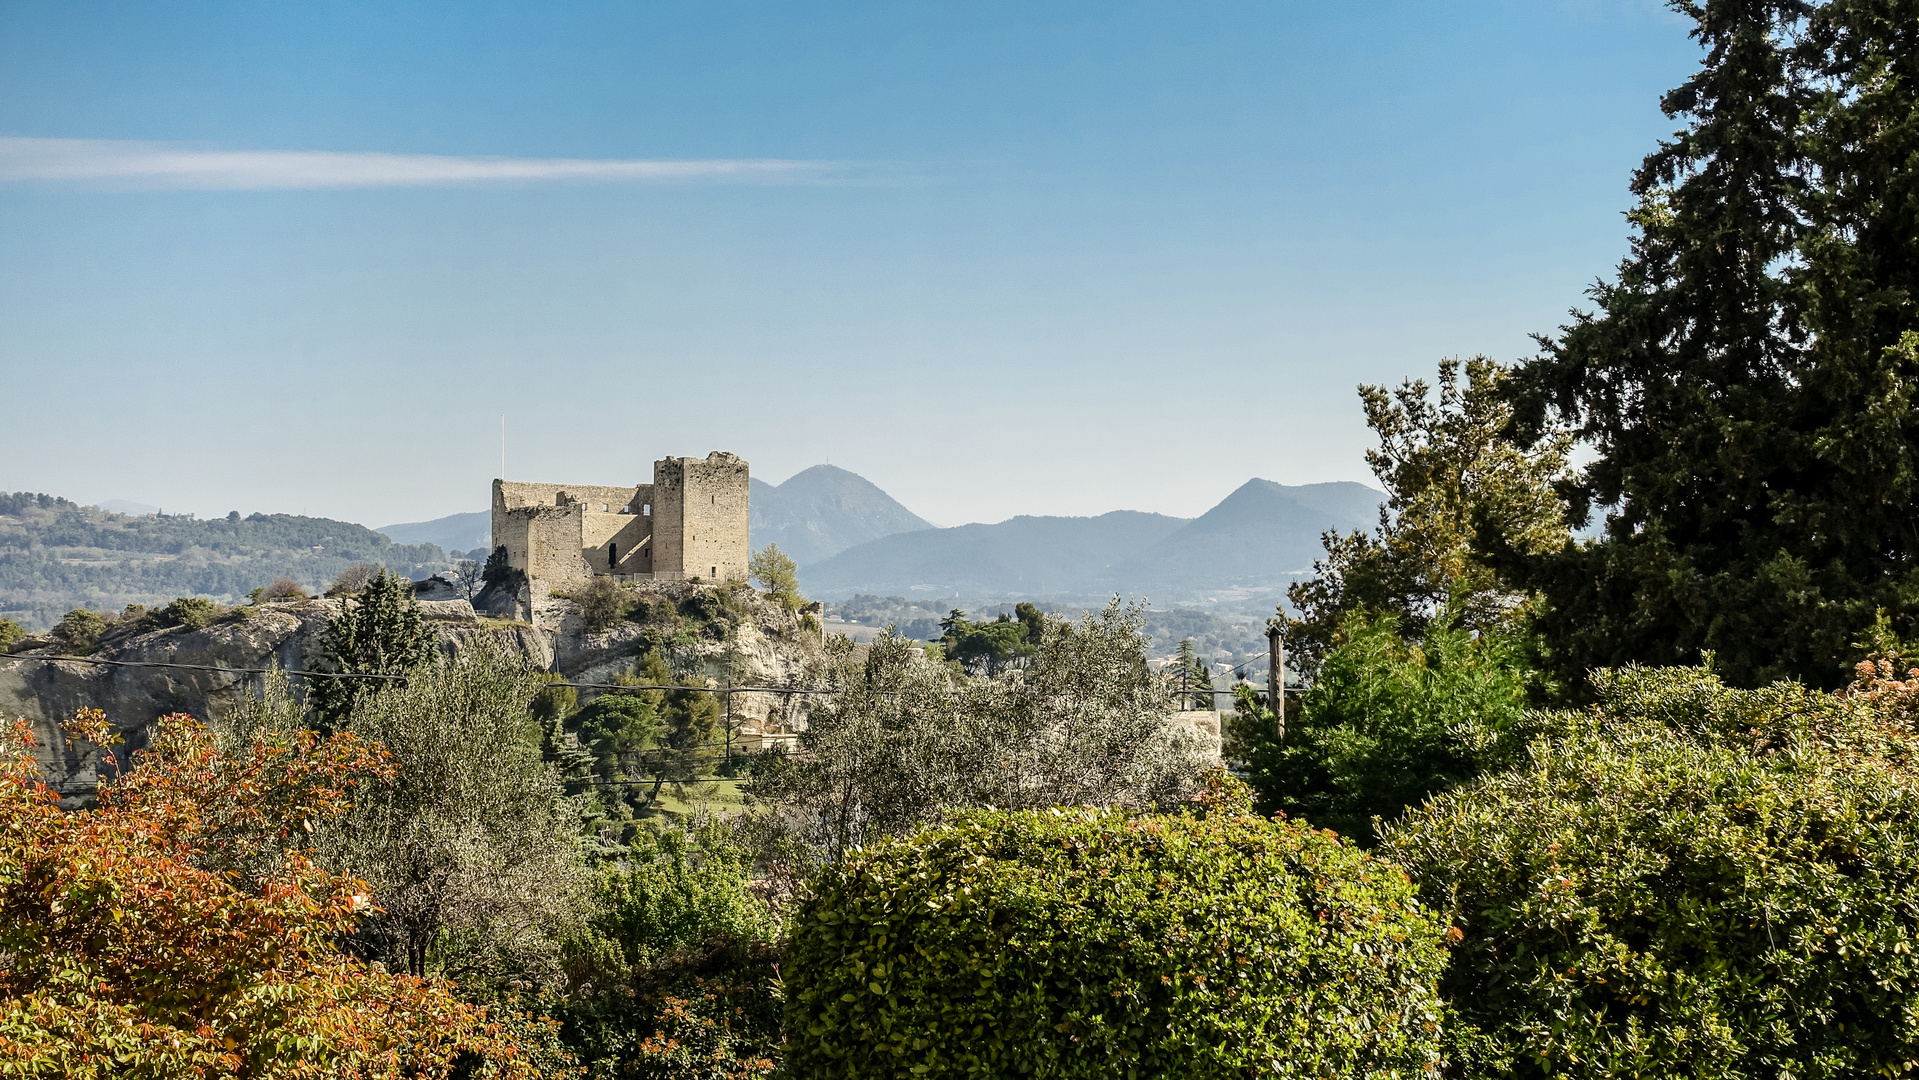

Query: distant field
[649,778,751,818]
[820,618,885,643]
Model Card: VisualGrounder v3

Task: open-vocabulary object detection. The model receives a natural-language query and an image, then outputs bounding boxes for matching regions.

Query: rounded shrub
[158,596,219,630]
[52,609,106,653]
[1380,665,1919,1079]
[783,778,1450,1079]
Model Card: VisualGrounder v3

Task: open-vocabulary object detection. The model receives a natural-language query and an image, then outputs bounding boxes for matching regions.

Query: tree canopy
[1289,357,1570,676]
[1502,0,1919,689]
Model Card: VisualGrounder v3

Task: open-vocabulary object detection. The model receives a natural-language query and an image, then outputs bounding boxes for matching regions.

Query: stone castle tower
[491,451,750,588]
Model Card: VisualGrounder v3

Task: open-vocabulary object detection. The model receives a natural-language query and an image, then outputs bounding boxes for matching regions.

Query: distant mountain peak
[750,466,932,565]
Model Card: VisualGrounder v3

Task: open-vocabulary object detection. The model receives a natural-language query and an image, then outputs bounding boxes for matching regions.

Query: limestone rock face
[0,603,335,797]
[0,584,824,795]
[417,599,480,624]
[472,578,528,620]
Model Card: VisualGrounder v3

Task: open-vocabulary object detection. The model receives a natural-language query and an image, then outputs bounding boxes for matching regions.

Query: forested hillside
[0,492,448,629]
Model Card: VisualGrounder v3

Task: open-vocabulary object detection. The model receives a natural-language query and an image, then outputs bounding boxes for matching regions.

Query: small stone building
[492,451,750,589]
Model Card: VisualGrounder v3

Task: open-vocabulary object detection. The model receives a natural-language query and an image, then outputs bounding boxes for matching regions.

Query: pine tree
[614,648,718,815]
[1497,0,1919,688]
[309,569,440,730]
[1173,638,1215,710]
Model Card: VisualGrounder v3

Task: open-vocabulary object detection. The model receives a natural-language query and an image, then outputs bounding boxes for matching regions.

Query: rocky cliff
[1,583,826,800]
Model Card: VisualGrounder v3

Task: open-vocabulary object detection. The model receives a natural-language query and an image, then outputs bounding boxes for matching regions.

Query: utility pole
[1266,622,1285,741]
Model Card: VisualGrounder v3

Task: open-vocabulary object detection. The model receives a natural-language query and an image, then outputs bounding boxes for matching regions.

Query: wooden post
[1267,623,1285,741]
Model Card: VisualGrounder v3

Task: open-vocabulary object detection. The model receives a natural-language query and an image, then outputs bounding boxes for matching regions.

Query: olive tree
[322,636,593,986]
[753,600,1210,861]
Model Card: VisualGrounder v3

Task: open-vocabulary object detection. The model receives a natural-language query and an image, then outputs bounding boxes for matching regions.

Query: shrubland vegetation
[752,602,1209,862]
[15,4,1919,1077]
[0,707,570,1077]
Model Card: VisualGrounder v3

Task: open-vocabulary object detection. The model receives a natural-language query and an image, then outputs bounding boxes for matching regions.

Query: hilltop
[376,510,490,555]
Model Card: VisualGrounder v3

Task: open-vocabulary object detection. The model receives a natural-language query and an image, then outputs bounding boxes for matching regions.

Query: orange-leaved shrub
[0,708,575,1079]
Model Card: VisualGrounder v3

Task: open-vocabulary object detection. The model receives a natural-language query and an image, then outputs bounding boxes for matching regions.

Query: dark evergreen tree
[310,568,440,730]
[1500,0,1919,688]
[1172,638,1215,710]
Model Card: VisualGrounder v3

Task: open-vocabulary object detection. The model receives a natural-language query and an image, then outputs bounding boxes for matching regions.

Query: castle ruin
[492,451,750,590]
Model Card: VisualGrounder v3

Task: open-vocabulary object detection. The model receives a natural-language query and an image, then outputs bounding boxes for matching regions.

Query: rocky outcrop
[1,584,825,797]
[0,603,337,798]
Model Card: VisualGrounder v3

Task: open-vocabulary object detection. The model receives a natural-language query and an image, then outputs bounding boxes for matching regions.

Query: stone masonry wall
[492,456,746,586]
[522,506,593,585]
[653,462,686,578]
[583,511,655,574]
[681,452,750,582]
[495,480,643,513]
[494,479,655,582]
[650,452,749,581]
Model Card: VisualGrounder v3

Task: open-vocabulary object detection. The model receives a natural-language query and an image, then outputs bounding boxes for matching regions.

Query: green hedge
[1381,665,1919,1079]
[783,779,1450,1079]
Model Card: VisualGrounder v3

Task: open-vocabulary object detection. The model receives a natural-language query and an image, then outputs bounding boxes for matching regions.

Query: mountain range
[799,479,1381,603]
[0,493,447,629]
[372,468,1382,606]
[375,465,933,566]
[2,467,1381,629]
[377,511,490,555]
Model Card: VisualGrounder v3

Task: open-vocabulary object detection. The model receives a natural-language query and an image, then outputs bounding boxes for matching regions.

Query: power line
[552,679,847,696]
[0,651,1249,698]
[586,776,747,786]
[0,653,406,681]
[0,653,846,695]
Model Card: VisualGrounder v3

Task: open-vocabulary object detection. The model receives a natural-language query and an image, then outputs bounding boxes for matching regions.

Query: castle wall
[653,463,687,578]
[523,506,594,585]
[653,452,750,581]
[583,512,655,574]
[493,507,534,573]
[494,479,656,583]
[496,481,643,513]
[491,456,746,586]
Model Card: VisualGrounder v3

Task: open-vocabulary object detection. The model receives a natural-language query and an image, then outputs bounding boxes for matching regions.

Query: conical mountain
[749,464,933,564]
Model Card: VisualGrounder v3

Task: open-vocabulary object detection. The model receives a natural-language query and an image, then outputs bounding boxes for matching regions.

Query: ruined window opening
[712,566,718,579]
[643,504,651,516]
[609,542,617,566]
[601,503,608,511]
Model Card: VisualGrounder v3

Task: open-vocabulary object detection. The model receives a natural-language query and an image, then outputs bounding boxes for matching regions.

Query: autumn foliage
[0,708,572,1078]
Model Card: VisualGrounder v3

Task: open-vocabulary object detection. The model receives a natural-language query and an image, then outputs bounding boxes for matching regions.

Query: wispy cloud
[0,136,836,190]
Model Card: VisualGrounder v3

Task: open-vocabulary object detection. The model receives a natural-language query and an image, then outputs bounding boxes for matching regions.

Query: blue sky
[0,0,1696,529]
